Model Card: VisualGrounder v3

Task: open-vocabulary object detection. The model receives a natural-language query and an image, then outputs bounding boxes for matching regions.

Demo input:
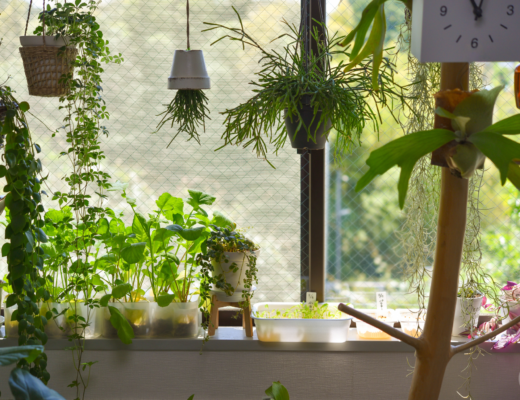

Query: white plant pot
[20,36,74,48]
[452,296,482,336]
[211,250,260,292]
[168,50,210,90]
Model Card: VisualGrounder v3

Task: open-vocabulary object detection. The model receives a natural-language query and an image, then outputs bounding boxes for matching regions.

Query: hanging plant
[203,8,410,166]
[32,1,123,398]
[0,84,50,384]
[154,0,210,147]
[19,0,77,97]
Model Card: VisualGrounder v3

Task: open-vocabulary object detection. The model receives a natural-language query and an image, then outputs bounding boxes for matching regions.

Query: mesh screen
[0,0,303,302]
[1,0,518,308]
[325,1,520,309]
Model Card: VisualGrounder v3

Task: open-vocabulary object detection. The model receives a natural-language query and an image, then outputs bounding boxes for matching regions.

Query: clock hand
[470,0,483,20]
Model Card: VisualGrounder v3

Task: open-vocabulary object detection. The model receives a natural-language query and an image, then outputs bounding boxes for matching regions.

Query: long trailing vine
[0,83,50,384]
[36,1,123,398]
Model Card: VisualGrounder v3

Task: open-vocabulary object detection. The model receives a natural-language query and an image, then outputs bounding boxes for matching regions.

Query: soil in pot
[284,105,331,150]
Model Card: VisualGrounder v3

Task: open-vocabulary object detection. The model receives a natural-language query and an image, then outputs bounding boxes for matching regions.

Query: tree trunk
[407,63,470,399]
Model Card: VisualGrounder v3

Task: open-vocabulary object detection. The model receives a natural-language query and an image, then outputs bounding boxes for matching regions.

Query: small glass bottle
[515,65,520,109]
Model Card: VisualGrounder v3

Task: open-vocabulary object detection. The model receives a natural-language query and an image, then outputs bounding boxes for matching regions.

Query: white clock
[411,0,520,62]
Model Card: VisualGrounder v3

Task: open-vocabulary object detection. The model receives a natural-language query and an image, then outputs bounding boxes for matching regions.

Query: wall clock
[411,0,520,62]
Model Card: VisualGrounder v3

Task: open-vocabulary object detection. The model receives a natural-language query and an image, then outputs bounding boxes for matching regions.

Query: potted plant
[199,223,260,308]
[19,1,77,97]
[252,301,352,342]
[97,188,222,341]
[154,0,210,147]
[453,285,483,336]
[203,8,408,164]
[339,84,520,399]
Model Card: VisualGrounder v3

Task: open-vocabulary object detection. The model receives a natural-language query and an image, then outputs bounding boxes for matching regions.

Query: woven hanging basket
[19,45,77,97]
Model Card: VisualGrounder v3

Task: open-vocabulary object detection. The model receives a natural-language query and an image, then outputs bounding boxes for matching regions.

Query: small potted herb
[203,8,408,165]
[453,285,483,336]
[200,224,260,308]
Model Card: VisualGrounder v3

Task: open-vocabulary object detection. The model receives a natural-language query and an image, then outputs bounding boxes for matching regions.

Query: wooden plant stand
[208,294,253,338]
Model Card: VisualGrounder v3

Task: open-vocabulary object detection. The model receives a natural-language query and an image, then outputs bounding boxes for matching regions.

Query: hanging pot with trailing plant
[284,96,332,150]
[154,0,210,147]
[19,0,77,97]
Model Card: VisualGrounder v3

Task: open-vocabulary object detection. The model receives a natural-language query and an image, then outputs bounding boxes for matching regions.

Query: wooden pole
[407,62,470,400]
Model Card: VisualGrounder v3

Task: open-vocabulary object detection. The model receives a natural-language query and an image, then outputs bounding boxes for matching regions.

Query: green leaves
[156,294,176,307]
[483,113,520,136]
[452,86,502,135]
[187,190,216,210]
[121,242,146,264]
[356,129,456,208]
[470,131,520,185]
[265,382,290,400]
[108,306,134,344]
[211,211,236,230]
[0,345,44,366]
[156,193,184,214]
[9,368,65,400]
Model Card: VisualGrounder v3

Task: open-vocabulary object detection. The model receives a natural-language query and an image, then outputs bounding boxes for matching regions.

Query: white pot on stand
[167,50,210,90]
[452,296,483,336]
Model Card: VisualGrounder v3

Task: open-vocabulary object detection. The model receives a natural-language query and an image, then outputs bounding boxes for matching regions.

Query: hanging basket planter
[284,104,331,150]
[19,36,77,98]
[168,50,210,90]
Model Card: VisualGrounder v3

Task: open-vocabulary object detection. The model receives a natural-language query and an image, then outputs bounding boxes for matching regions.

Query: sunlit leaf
[470,131,520,185]
[186,190,216,210]
[121,242,146,264]
[355,129,456,208]
[108,306,134,344]
[483,114,520,136]
[454,86,503,135]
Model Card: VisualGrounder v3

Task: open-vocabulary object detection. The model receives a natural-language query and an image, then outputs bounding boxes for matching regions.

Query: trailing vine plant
[198,224,259,311]
[0,84,50,384]
[36,1,123,399]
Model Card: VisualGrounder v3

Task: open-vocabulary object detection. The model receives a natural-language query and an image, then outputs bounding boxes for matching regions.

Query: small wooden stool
[208,294,253,337]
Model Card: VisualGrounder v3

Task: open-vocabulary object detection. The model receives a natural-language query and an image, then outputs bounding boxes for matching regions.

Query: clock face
[411,0,520,62]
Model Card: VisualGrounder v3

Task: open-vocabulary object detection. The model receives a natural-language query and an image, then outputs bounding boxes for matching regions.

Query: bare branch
[450,314,520,356]
[338,303,421,349]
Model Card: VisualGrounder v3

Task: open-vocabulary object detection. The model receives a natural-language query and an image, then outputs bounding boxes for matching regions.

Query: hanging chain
[24,0,33,36]
[186,0,190,50]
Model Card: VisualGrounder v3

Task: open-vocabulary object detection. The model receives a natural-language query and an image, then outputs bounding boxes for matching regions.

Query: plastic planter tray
[252,302,352,343]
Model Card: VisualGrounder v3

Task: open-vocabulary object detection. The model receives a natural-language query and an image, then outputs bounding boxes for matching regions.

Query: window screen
[0,0,302,303]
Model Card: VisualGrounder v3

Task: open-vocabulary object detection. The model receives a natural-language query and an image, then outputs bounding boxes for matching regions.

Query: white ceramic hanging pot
[168,50,210,90]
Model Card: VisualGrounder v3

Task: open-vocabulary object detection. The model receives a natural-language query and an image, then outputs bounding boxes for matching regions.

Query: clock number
[440,5,447,16]
[507,5,514,15]
[471,38,479,48]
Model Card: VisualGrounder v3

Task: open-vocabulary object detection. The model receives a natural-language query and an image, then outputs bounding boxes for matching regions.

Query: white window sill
[1,327,516,352]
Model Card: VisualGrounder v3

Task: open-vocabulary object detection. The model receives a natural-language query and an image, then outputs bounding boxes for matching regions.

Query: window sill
[1,327,517,353]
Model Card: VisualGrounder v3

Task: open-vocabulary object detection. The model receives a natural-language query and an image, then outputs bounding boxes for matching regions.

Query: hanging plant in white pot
[19,0,77,97]
[154,0,211,147]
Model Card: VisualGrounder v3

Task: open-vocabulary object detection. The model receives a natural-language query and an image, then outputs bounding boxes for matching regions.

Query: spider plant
[203,8,410,166]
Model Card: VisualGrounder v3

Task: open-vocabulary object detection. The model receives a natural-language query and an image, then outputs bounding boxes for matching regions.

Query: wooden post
[407,63,470,400]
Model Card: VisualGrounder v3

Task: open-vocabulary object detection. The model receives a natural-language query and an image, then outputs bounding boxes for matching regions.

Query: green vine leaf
[265,382,290,400]
[507,162,520,190]
[156,294,176,307]
[187,190,216,210]
[356,129,456,208]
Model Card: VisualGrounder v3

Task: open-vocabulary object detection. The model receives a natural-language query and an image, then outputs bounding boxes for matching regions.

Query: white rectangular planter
[252,302,352,343]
